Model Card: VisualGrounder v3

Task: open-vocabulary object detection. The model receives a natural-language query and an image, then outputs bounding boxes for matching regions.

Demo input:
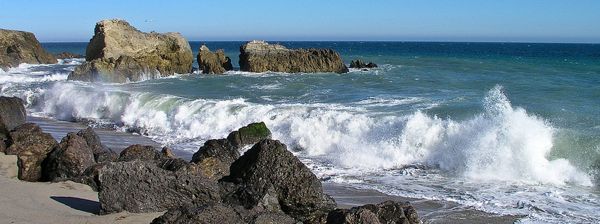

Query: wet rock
[55,52,84,59]
[68,19,193,82]
[326,201,420,224]
[5,123,58,181]
[97,160,221,214]
[197,44,233,74]
[0,96,26,139]
[76,127,117,163]
[239,40,348,73]
[43,132,95,181]
[349,60,378,69]
[0,29,57,70]
[191,139,238,179]
[221,139,336,222]
[226,122,272,149]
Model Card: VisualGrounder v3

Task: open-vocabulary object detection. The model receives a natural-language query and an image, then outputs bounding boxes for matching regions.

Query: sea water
[1,41,599,223]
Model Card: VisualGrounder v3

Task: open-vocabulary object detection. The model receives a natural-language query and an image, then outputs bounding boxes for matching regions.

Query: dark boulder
[326,201,420,224]
[151,203,245,224]
[0,29,57,70]
[76,127,117,163]
[97,160,221,214]
[0,96,26,139]
[151,203,297,224]
[239,40,348,73]
[191,139,238,179]
[226,122,272,149]
[190,122,272,179]
[5,123,58,181]
[221,139,336,222]
[197,44,233,74]
[42,132,95,181]
[118,144,164,162]
[349,60,378,69]
[54,52,84,59]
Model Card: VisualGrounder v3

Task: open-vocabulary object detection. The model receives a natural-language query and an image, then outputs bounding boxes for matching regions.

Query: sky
[1,0,599,43]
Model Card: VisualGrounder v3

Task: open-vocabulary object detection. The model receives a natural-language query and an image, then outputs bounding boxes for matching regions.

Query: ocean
[1,41,599,223]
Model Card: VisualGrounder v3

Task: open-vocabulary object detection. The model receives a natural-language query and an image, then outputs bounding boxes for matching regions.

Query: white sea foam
[28,81,591,186]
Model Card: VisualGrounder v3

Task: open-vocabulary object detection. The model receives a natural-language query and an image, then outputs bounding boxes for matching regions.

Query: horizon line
[40,39,600,45]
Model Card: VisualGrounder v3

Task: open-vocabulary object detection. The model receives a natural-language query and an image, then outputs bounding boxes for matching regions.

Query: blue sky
[1,0,599,43]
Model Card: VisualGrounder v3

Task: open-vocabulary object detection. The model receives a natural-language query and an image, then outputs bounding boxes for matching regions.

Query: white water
[1,62,598,223]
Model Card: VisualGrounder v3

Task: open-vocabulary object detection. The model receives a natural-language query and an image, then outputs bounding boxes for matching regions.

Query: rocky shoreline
[0,96,421,223]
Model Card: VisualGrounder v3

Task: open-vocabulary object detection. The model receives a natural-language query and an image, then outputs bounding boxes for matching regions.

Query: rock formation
[239,40,348,73]
[349,60,378,69]
[0,96,26,141]
[4,123,58,181]
[191,122,272,179]
[220,139,336,222]
[68,19,193,82]
[0,29,57,70]
[54,52,84,59]
[97,160,221,214]
[326,201,419,224]
[197,44,233,74]
[42,132,96,181]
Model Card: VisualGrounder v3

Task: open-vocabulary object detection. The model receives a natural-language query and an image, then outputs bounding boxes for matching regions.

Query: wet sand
[0,116,522,223]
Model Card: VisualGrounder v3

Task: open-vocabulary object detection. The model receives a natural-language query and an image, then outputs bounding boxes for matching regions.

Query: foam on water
[3,62,599,223]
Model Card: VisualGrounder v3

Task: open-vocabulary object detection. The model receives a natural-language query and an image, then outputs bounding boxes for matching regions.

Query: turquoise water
[2,41,600,223]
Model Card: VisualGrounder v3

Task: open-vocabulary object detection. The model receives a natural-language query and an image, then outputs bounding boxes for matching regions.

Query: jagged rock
[118,144,164,162]
[97,160,221,214]
[0,96,26,139]
[151,203,245,224]
[161,146,176,158]
[191,139,237,179]
[190,122,272,179]
[326,201,420,224]
[349,60,377,69]
[55,52,84,59]
[68,19,193,82]
[0,29,57,70]
[226,122,272,148]
[239,40,348,73]
[221,139,336,222]
[76,127,117,163]
[5,123,58,181]
[43,132,95,181]
[197,44,233,74]
[252,212,296,224]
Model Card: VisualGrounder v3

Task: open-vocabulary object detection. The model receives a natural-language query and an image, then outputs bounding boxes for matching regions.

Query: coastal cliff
[68,19,193,83]
[239,40,348,73]
[0,29,57,70]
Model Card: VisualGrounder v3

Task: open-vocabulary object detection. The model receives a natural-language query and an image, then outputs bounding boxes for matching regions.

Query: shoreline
[2,115,523,223]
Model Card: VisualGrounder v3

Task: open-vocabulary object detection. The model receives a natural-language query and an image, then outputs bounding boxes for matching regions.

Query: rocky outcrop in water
[68,19,193,82]
[97,160,221,214]
[197,44,233,74]
[4,123,58,181]
[349,60,377,69]
[220,139,336,222]
[0,29,57,70]
[239,40,348,73]
[54,52,84,59]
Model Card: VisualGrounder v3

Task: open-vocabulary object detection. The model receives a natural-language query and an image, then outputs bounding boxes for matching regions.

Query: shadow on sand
[50,196,100,214]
